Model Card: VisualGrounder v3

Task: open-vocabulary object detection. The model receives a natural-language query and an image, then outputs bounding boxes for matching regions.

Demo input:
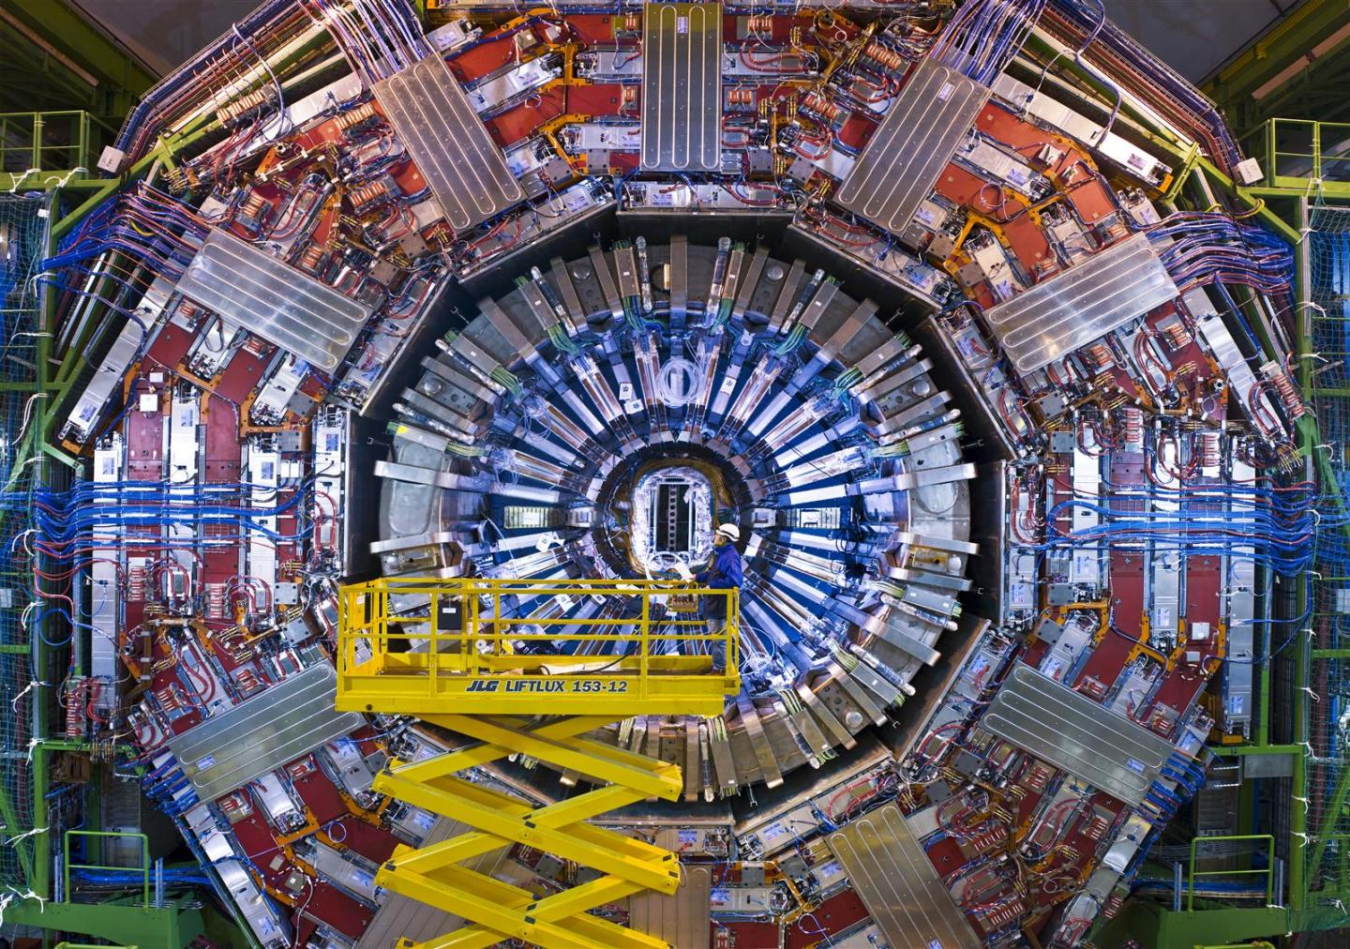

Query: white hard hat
[716,523,740,542]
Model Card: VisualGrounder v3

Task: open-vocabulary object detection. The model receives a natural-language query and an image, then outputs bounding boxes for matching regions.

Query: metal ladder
[335,577,739,948]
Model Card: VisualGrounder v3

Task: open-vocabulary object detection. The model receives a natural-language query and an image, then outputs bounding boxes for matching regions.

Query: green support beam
[0,27,102,114]
[1205,0,1350,135]
[3,899,205,947]
[1097,900,1350,949]
[0,0,157,118]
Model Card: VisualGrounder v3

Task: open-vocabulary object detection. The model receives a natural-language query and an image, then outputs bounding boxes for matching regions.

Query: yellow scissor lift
[336,577,739,949]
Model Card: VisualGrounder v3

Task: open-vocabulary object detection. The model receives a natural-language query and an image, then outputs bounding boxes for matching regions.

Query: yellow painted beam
[336,674,732,717]
[335,576,738,948]
[335,576,739,717]
[379,863,644,948]
[429,714,682,799]
[383,784,644,875]
[476,654,711,671]
[375,772,680,893]
[389,716,609,782]
[431,876,656,949]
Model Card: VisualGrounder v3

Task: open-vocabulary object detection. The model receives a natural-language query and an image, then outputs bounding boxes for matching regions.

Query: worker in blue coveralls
[676,522,742,673]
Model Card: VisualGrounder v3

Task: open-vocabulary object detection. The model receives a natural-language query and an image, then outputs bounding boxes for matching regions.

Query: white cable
[15,392,47,446]
[43,167,87,189]
[9,681,38,714]
[0,887,44,929]
[7,169,40,194]
[4,825,46,846]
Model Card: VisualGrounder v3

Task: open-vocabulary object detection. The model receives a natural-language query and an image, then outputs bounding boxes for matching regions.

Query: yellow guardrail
[336,577,739,716]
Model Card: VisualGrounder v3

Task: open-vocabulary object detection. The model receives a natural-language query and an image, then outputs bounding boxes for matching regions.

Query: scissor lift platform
[335,577,739,948]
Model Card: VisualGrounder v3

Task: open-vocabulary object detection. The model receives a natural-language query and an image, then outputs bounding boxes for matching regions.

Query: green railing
[64,830,150,908]
[0,111,114,175]
[1240,118,1350,187]
[1188,834,1277,912]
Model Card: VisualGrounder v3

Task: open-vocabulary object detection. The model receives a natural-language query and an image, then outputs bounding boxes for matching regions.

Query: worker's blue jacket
[695,544,743,620]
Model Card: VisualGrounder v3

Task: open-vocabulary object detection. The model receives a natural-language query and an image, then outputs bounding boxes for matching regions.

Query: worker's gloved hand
[674,563,694,581]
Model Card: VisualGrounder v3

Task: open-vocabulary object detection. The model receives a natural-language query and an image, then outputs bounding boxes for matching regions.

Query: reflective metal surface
[641,3,723,172]
[375,52,524,231]
[357,816,515,948]
[168,664,363,800]
[825,801,980,949]
[983,232,1179,373]
[629,863,712,944]
[983,663,1176,806]
[177,229,373,372]
[835,60,988,234]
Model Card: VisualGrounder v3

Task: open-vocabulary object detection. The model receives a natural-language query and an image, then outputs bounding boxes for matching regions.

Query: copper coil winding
[1265,366,1305,418]
[801,92,841,123]
[348,179,390,208]
[240,192,268,219]
[1087,343,1114,369]
[1198,431,1220,469]
[219,88,272,126]
[1121,407,1143,446]
[863,41,905,71]
[299,244,327,272]
[335,101,379,132]
[1162,322,1193,349]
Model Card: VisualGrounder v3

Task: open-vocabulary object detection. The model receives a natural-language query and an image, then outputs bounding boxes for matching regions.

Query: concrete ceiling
[72,0,1301,85]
